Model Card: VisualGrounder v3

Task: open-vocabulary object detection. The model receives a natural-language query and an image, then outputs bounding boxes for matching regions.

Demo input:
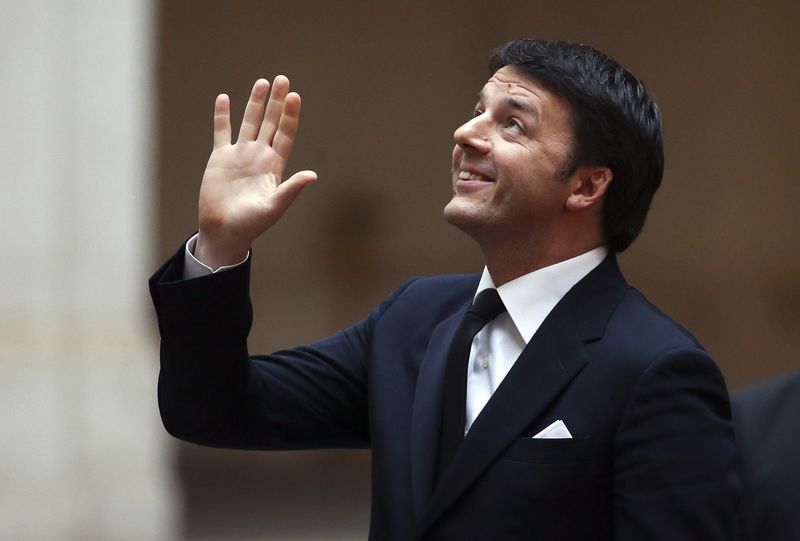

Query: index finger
[213,94,231,148]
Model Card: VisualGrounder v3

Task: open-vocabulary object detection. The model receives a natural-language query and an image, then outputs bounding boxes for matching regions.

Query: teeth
[458,171,485,180]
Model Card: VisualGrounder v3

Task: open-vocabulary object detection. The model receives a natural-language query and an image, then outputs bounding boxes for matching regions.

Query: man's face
[444,65,576,244]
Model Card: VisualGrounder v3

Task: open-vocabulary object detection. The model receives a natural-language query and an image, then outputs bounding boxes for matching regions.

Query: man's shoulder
[567,254,706,358]
[733,368,800,422]
[589,284,710,379]
[392,273,480,304]
[734,368,800,402]
[402,273,481,293]
[732,368,800,538]
[617,287,704,347]
[732,369,800,456]
[373,274,480,322]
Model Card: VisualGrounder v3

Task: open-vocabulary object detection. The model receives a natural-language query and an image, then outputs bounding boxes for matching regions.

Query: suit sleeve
[612,348,739,540]
[149,241,412,450]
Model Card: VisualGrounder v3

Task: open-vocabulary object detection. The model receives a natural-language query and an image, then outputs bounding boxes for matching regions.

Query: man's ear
[565,166,613,211]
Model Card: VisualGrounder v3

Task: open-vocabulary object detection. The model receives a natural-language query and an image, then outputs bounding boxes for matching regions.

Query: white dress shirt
[464,247,607,433]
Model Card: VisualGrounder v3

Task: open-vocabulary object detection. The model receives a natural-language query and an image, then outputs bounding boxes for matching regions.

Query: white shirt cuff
[183,233,250,280]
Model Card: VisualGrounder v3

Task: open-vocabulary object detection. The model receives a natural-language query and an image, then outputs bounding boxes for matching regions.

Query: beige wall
[1,0,177,539]
[157,1,800,538]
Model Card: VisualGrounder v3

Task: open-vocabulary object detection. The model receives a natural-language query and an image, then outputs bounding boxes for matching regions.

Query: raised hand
[195,76,317,269]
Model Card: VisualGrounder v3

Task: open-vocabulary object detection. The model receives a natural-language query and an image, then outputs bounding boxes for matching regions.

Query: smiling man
[445,64,608,283]
[150,39,738,540]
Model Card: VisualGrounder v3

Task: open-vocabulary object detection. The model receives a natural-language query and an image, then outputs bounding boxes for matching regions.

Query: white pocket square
[532,419,572,439]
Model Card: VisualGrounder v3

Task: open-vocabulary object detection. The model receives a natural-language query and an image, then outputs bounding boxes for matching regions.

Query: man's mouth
[457,170,493,182]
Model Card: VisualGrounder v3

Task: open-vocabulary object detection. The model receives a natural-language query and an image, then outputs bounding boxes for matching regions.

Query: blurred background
[2,0,798,539]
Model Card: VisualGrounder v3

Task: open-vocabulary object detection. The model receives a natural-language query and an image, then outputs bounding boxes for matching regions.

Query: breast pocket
[500,435,593,464]
[481,436,598,504]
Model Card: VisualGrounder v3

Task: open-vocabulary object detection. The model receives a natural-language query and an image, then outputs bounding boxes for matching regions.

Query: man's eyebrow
[505,97,538,119]
[474,91,538,119]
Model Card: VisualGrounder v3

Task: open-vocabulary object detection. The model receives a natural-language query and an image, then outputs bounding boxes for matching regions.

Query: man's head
[444,39,663,257]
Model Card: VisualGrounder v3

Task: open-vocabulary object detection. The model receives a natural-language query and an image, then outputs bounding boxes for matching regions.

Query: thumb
[274,169,318,207]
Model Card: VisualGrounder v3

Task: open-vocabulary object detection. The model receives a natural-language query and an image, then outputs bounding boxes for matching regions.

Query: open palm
[196,76,316,268]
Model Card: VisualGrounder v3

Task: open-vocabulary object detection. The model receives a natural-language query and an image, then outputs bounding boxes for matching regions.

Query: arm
[151,249,374,450]
[612,348,739,540]
[151,78,370,449]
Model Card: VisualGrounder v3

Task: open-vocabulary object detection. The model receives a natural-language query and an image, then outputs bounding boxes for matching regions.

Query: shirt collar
[475,246,609,343]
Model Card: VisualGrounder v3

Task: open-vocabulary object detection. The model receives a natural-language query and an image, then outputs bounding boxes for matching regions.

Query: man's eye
[507,118,523,131]
[473,109,484,118]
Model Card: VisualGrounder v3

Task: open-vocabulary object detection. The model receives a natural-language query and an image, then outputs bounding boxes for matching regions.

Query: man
[733,369,800,540]
[151,39,738,539]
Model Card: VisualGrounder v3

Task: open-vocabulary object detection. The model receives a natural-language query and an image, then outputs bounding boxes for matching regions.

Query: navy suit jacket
[150,243,738,540]
[733,369,800,541]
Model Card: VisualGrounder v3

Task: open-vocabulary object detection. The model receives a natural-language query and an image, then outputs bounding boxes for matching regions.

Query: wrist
[194,232,250,270]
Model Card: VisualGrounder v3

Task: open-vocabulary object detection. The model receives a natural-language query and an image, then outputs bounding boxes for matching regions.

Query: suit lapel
[415,307,588,535]
[414,255,627,537]
[410,305,468,519]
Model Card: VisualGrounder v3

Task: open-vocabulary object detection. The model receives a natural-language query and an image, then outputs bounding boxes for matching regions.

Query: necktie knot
[470,288,506,322]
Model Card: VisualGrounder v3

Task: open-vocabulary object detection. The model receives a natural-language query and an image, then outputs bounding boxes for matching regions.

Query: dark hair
[490,39,664,252]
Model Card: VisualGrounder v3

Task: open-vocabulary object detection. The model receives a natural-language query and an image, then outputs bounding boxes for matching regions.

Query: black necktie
[436,288,507,485]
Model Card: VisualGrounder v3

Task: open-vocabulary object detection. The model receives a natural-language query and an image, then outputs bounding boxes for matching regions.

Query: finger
[257,75,290,145]
[272,92,302,160]
[213,94,231,148]
[236,79,270,143]
[274,169,318,207]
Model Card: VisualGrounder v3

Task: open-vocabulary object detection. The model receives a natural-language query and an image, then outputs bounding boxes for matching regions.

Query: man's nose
[453,115,491,154]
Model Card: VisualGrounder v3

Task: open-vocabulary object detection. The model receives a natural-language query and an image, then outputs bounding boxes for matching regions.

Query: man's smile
[457,170,494,182]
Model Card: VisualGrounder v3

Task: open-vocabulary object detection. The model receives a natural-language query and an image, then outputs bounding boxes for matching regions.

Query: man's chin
[443,199,486,235]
